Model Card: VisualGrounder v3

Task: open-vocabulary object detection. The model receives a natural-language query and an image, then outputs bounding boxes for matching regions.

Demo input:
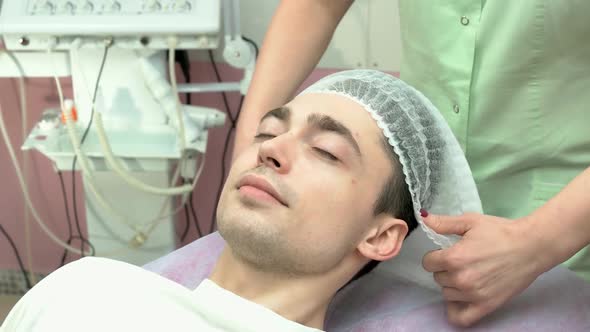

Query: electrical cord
[177,50,193,242]
[142,156,204,235]
[57,171,95,268]
[207,48,234,234]
[241,36,259,58]
[207,36,258,234]
[0,223,32,290]
[15,74,36,286]
[175,50,192,104]
[178,183,204,243]
[3,50,38,285]
[1,93,93,256]
[207,50,233,122]
[90,41,196,197]
[71,45,110,257]
[57,171,73,241]
[189,190,203,239]
[180,205,191,242]
[0,42,192,259]
[168,42,187,153]
[209,96,244,234]
[93,112,195,195]
[68,42,201,251]
[56,47,146,245]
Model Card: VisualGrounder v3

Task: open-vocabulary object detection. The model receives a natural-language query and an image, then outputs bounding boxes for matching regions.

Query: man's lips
[237,174,288,207]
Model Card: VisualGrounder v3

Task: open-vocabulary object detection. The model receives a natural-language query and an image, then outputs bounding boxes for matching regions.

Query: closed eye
[313,147,338,161]
[254,133,276,141]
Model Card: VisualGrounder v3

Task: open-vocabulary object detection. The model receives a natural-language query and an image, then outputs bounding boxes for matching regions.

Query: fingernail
[420,208,429,218]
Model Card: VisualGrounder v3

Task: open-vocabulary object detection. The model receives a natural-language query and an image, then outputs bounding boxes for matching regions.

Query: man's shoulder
[51,256,186,292]
[62,256,145,276]
[31,257,136,291]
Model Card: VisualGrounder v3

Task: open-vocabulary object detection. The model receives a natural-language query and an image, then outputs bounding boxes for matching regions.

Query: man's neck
[208,247,344,330]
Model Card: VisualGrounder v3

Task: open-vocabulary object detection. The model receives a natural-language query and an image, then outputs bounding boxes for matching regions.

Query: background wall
[198,0,402,71]
[0,0,402,286]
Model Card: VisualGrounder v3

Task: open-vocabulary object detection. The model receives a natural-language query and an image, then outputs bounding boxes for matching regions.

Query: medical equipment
[0,0,256,265]
[0,223,33,289]
[302,70,482,289]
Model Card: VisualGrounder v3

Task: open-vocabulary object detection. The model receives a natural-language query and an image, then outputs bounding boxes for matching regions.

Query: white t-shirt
[0,257,323,332]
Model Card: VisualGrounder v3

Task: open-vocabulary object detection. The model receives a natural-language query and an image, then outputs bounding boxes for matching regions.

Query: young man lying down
[2,70,473,331]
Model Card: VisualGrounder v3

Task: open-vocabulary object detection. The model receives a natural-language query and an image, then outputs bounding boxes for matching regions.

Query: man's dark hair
[346,137,418,285]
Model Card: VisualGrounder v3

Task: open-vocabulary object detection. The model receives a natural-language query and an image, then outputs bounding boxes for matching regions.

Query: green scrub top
[398,0,590,280]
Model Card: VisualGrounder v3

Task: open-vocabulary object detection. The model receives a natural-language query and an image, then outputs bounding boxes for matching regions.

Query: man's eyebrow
[307,113,362,158]
[260,106,291,123]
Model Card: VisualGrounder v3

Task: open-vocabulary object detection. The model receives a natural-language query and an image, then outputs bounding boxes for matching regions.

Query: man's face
[216,93,394,275]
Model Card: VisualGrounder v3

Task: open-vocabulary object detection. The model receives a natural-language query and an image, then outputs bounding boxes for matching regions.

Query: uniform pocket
[531,181,565,210]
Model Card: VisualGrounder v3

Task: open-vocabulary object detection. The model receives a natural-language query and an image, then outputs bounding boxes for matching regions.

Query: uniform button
[460,16,470,25]
[453,104,460,114]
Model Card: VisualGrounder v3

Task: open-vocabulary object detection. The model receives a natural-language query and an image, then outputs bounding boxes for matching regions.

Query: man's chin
[217,218,285,266]
[219,211,278,237]
[217,201,276,233]
[217,193,280,231]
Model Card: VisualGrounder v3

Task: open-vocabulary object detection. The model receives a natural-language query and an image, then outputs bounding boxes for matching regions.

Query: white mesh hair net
[301,69,482,290]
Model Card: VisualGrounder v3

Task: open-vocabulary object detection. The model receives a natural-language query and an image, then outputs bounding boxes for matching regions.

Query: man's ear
[357,215,408,261]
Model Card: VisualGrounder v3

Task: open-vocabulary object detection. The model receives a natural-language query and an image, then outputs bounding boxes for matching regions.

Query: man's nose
[257,134,293,174]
